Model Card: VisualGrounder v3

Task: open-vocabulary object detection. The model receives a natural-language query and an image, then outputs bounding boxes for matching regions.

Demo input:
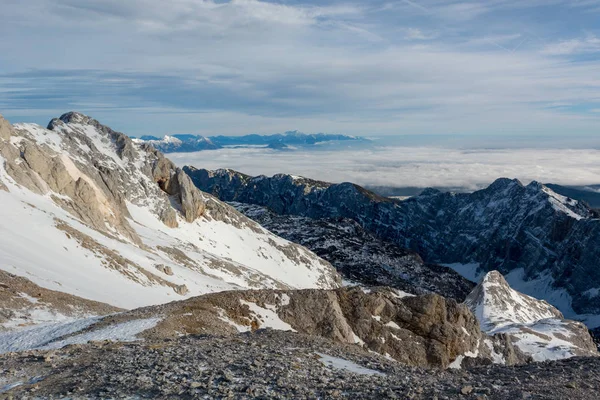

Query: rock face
[0,113,340,312]
[0,115,12,141]
[465,271,598,361]
[233,202,474,300]
[187,168,600,322]
[0,286,527,368]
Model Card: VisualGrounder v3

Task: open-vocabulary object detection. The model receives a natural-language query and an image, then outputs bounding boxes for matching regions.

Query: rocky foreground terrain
[2,330,600,400]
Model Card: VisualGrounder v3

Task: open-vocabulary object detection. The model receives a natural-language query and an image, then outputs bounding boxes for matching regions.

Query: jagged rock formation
[0,113,340,312]
[186,168,600,323]
[233,202,474,300]
[0,286,530,369]
[465,271,598,361]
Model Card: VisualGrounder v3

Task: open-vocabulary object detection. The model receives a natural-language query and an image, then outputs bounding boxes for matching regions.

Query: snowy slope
[0,112,339,313]
[465,271,597,361]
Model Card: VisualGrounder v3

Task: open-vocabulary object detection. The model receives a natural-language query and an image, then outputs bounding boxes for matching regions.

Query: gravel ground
[1,330,599,399]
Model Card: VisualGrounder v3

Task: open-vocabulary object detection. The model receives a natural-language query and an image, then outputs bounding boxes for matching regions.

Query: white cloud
[542,35,600,55]
[405,28,437,40]
[169,146,600,189]
[2,0,600,136]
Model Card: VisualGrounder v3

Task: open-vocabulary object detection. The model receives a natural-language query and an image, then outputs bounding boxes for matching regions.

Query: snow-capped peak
[161,135,182,144]
[465,271,562,332]
[465,271,597,361]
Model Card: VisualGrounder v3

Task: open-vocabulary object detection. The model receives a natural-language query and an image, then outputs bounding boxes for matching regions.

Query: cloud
[542,35,600,55]
[405,28,437,40]
[1,0,600,136]
[169,146,600,190]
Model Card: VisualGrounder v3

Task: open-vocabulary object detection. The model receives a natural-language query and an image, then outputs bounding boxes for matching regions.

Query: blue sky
[1,0,600,137]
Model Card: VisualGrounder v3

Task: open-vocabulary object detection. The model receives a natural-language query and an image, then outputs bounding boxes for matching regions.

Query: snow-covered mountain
[132,135,219,152]
[465,271,597,361]
[0,112,340,319]
[133,131,370,153]
[186,168,600,327]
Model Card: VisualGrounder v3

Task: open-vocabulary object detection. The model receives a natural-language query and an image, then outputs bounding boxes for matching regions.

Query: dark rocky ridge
[185,168,600,317]
[232,202,474,300]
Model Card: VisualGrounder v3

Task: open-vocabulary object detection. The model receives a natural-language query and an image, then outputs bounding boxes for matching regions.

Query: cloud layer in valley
[169,146,600,190]
[1,0,600,137]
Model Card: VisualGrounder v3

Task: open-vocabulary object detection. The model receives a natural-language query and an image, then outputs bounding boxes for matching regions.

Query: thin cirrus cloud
[0,0,599,137]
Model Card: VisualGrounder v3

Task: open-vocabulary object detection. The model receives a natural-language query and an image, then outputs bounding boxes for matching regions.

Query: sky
[1,0,600,138]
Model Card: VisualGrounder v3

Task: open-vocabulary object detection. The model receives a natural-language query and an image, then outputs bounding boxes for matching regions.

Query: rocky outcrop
[94,287,526,369]
[147,149,205,226]
[187,168,600,320]
[0,115,12,141]
[465,271,598,361]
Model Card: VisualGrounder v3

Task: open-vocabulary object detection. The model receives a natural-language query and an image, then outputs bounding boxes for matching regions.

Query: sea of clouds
[169,146,600,191]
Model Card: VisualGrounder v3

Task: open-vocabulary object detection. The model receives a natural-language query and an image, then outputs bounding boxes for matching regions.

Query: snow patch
[240,300,296,332]
[316,353,385,376]
[0,316,160,354]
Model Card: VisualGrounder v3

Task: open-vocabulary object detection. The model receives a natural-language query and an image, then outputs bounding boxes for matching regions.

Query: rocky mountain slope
[466,271,597,361]
[187,168,600,326]
[233,202,474,300]
[0,113,339,312]
[0,285,530,369]
[134,131,369,153]
[5,276,594,368]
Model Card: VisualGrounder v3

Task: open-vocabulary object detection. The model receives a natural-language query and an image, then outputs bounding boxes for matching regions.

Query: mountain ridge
[186,167,600,326]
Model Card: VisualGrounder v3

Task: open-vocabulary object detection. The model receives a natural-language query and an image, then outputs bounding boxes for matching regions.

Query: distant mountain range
[368,183,600,209]
[133,130,370,153]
